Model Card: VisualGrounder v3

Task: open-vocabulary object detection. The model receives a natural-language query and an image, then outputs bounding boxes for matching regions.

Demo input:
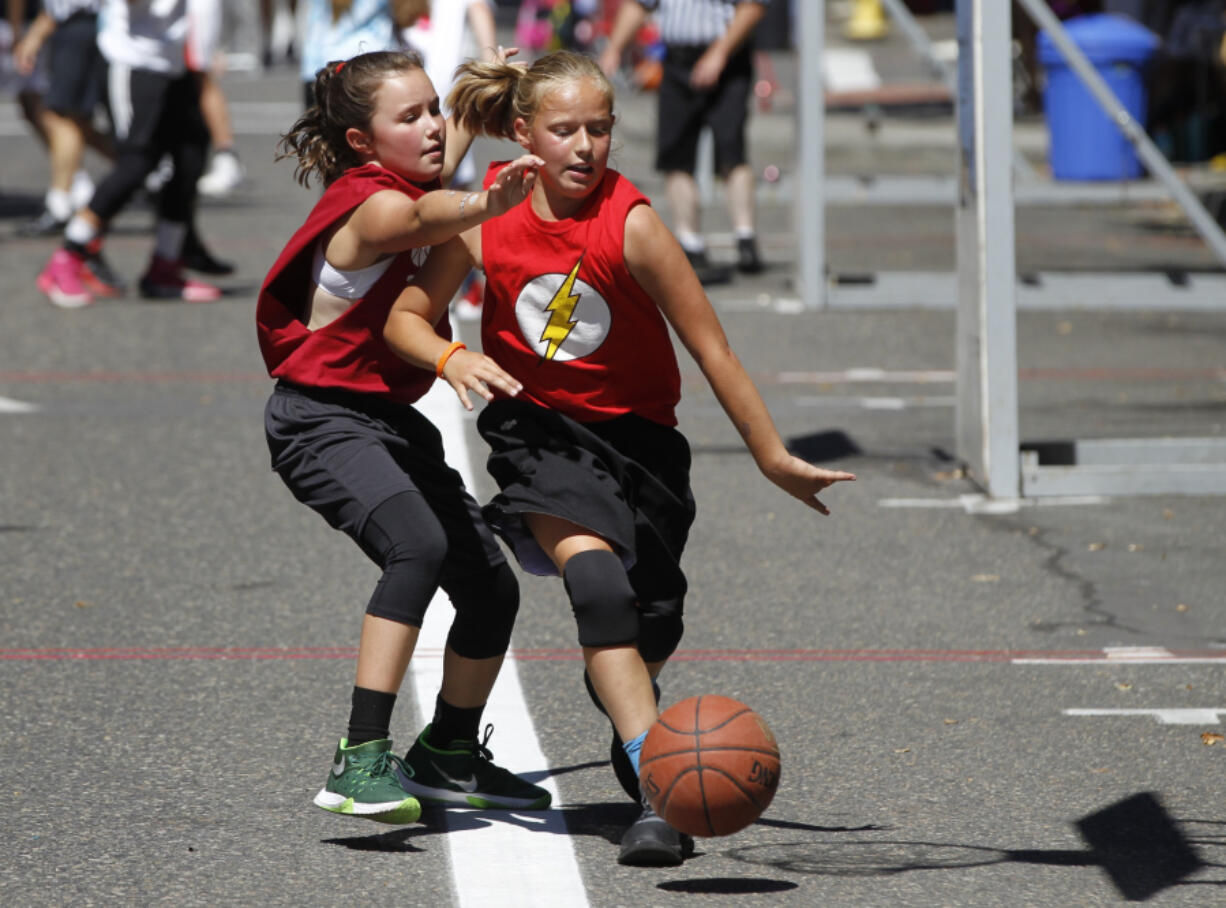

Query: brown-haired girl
[383,50,856,864]
[258,49,548,825]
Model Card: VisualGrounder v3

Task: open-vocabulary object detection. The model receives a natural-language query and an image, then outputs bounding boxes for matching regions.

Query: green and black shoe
[313,738,422,824]
[396,724,552,810]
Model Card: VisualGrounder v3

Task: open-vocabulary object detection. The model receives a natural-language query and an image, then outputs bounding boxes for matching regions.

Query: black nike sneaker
[395,723,551,809]
[618,793,694,866]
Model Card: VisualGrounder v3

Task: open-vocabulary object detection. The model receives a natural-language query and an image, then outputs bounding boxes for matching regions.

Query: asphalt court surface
[3,38,1226,907]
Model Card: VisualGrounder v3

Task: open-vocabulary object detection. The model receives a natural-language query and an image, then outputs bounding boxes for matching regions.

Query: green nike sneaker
[396,724,552,809]
[313,738,422,824]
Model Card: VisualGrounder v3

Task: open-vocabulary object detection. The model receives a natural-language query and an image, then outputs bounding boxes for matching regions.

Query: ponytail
[449,51,614,141]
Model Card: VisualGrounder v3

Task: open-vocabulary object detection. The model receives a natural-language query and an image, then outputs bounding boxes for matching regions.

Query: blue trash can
[1037,14,1160,181]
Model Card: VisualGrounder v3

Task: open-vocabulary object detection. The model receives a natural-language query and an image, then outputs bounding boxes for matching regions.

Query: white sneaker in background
[198,150,245,198]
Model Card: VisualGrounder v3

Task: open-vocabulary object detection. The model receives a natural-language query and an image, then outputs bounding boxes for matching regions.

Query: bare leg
[725,163,756,234]
[664,170,701,241]
[43,109,85,195]
[439,648,504,710]
[354,614,419,693]
[525,512,660,743]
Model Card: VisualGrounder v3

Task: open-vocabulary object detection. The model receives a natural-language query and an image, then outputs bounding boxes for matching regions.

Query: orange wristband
[435,341,467,377]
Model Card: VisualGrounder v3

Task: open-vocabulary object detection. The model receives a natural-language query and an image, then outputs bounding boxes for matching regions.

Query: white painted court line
[1064,709,1226,725]
[0,396,40,414]
[413,377,589,908]
[1015,646,1226,665]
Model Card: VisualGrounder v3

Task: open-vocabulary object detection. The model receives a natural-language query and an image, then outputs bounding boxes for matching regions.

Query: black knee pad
[563,549,639,648]
[638,598,685,663]
[360,492,447,627]
[445,561,520,660]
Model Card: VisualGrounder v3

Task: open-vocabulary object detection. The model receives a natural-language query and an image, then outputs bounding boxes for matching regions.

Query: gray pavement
[2,18,1226,907]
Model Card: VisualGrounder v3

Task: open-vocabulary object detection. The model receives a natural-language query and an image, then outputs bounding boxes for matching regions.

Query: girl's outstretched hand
[762,455,857,515]
[487,154,543,215]
[440,349,523,412]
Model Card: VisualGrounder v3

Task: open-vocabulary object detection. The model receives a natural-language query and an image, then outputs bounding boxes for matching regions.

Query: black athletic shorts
[655,43,753,175]
[477,398,696,608]
[43,13,104,118]
[264,381,506,572]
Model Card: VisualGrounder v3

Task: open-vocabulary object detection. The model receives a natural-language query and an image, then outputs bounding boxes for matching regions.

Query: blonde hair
[277,50,427,188]
[448,51,615,141]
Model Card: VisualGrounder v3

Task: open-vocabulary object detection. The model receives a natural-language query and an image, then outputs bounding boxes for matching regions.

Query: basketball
[638,695,780,837]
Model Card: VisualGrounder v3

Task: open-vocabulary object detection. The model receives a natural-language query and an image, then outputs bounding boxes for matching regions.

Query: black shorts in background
[44,13,104,118]
[655,43,753,175]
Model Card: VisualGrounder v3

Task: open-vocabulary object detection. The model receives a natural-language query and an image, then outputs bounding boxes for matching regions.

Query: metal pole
[955,0,1020,499]
[1016,0,1226,268]
[798,0,825,308]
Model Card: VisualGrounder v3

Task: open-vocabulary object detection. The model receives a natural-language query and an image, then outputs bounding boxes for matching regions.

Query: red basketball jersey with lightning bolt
[480,164,681,425]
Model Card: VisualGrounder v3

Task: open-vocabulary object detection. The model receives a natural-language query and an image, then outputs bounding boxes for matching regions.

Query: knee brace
[638,598,685,663]
[563,549,639,648]
[445,561,520,660]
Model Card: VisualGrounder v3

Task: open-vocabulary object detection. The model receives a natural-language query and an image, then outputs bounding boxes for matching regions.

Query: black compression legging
[357,491,519,660]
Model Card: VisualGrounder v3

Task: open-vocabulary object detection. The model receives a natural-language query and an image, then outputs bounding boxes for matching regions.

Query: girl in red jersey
[384,50,856,864]
[258,49,549,826]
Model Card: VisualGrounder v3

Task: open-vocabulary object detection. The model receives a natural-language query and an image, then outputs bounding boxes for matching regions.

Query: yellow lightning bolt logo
[539,258,583,361]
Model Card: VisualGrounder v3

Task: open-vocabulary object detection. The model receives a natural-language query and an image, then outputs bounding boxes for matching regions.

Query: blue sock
[623,730,647,776]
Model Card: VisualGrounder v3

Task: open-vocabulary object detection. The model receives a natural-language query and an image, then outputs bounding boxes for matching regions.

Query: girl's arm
[339,153,541,262]
[384,232,518,411]
[623,204,856,514]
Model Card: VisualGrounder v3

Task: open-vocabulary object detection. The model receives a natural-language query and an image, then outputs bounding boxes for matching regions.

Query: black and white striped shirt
[42,0,102,23]
[636,0,767,47]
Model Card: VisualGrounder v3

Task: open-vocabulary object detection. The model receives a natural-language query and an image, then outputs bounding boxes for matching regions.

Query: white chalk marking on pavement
[778,368,955,384]
[413,375,588,908]
[795,395,957,410]
[1064,708,1226,725]
[879,493,1109,514]
[0,396,39,414]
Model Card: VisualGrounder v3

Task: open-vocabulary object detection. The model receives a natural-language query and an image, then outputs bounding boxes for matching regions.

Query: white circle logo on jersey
[515,263,611,362]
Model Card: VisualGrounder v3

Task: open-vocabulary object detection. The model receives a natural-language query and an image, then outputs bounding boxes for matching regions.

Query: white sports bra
[305,240,394,330]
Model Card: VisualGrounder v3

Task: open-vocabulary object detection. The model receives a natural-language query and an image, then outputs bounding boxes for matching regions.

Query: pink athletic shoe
[36,248,93,309]
[138,255,221,302]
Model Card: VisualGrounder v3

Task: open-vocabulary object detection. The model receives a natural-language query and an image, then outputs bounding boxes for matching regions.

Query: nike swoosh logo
[331,756,346,777]
[432,761,478,792]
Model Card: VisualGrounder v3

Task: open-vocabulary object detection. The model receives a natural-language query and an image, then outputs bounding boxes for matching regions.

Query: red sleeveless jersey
[256,164,451,405]
[479,164,681,425]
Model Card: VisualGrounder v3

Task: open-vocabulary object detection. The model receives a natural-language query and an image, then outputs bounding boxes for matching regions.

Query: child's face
[358,68,446,182]
[517,79,613,201]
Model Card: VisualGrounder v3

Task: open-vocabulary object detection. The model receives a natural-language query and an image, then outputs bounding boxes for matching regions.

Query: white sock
[675,230,705,254]
[735,226,756,241]
[45,188,74,221]
[64,216,98,247]
[154,220,188,261]
[70,170,95,209]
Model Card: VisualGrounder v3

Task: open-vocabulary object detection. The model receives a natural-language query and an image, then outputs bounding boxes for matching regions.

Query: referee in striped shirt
[601,0,768,283]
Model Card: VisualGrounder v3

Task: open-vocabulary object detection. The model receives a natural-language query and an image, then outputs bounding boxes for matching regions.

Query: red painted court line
[4,646,1226,663]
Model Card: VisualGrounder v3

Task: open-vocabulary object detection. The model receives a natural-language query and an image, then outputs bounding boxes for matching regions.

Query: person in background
[600,0,767,284]
[9,0,111,237]
[35,0,221,308]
